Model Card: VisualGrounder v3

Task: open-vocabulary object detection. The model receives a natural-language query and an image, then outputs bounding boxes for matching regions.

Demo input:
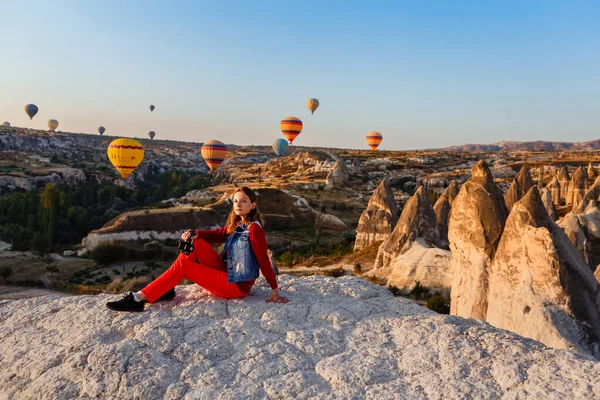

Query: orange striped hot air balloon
[107,138,144,179]
[366,131,383,151]
[201,140,227,171]
[280,116,302,144]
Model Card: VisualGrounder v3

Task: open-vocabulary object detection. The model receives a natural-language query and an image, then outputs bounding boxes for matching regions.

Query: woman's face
[233,191,255,218]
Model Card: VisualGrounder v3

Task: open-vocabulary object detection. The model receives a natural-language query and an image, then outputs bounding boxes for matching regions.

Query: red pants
[140,239,248,303]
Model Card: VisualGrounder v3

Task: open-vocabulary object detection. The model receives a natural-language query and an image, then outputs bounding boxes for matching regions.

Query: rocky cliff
[1,276,599,399]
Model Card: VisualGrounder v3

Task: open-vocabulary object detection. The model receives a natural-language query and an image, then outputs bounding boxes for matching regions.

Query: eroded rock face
[374,186,438,269]
[566,166,588,209]
[504,165,534,211]
[433,181,459,249]
[325,157,349,188]
[539,188,558,221]
[588,162,595,179]
[487,188,600,358]
[2,276,599,400]
[558,166,570,203]
[584,175,600,203]
[449,160,508,320]
[546,176,562,206]
[354,179,399,251]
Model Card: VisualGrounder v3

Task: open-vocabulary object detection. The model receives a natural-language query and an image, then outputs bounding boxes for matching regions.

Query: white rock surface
[1,275,600,399]
[487,188,600,358]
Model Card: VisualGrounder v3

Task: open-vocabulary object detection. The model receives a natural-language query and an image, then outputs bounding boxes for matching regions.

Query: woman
[106,187,289,312]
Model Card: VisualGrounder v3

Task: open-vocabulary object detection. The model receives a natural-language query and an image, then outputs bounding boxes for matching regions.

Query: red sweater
[194,224,278,293]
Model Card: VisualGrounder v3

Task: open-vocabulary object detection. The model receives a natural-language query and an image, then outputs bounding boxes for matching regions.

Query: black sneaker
[106,292,146,312]
[156,288,176,302]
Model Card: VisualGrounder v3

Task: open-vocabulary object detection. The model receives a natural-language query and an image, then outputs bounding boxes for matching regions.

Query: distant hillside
[431,139,600,152]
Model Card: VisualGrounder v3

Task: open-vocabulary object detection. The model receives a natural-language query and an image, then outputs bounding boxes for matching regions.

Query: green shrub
[1,266,14,282]
[388,285,402,296]
[112,269,121,275]
[409,281,429,300]
[427,295,450,314]
[279,251,294,267]
[145,261,162,269]
[322,267,344,277]
[46,264,59,272]
[91,242,128,265]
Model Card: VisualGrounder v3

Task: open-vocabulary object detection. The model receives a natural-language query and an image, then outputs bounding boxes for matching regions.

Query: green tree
[40,184,60,245]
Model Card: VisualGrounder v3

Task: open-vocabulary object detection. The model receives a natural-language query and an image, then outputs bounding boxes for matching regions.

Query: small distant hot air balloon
[48,119,59,132]
[366,132,383,151]
[107,138,144,179]
[307,98,319,114]
[148,131,156,140]
[280,117,303,144]
[201,140,227,171]
[2,122,10,127]
[272,138,289,157]
[25,104,38,120]
[97,126,105,136]
[149,105,155,112]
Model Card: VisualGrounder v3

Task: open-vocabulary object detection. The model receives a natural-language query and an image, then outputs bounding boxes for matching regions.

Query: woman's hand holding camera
[181,230,198,242]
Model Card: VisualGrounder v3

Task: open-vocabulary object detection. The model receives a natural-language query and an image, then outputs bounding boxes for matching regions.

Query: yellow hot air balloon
[107,138,144,178]
[307,98,319,114]
[366,131,382,151]
[201,140,227,171]
[280,116,303,144]
[48,119,59,132]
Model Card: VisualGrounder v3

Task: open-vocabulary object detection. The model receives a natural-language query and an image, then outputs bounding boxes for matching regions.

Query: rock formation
[354,179,399,251]
[557,166,570,204]
[374,186,437,269]
[539,188,558,221]
[449,160,508,320]
[504,165,534,211]
[487,188,600,358]
[546,176,561,206]
[566,166,588,209]
[1,276,599,399]
[588,162,595,179]
[433,181,459,249]
[584,175,600,202]
[325,157,349,188]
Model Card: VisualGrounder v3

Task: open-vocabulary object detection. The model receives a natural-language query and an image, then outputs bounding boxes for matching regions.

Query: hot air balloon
[149,105,155,112]
[366,132,383,151]
[107,138,144,179]
[201,140,227,171]
[24,104,38,120]
[307,98,319,114]
[272,138,289,157]
[280,117,303,144]
[2,122,10,127]
[148,131,156,140]
[97,126,105,136]
[48,119,59,132]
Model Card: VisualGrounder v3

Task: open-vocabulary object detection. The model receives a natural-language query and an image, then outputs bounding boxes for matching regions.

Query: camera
[177,229,196,255]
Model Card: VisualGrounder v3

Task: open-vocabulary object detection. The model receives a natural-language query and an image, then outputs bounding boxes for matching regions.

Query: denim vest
[221,221,261,284]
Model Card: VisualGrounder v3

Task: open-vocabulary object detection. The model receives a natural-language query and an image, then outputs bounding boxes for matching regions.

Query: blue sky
[1,1,599,150]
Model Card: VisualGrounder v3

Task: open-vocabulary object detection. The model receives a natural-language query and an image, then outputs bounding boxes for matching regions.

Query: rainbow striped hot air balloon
[48,119,59,132]
[107,138,144,179]
[366,132,383,151]
[201,140,227,171]
[280,116,303,144]
[272,138,289,157]
[25,104,38,120]
[307,98,319,114]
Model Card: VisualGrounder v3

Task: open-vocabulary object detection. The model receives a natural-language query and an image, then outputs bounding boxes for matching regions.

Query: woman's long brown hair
[226,187,265,234]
